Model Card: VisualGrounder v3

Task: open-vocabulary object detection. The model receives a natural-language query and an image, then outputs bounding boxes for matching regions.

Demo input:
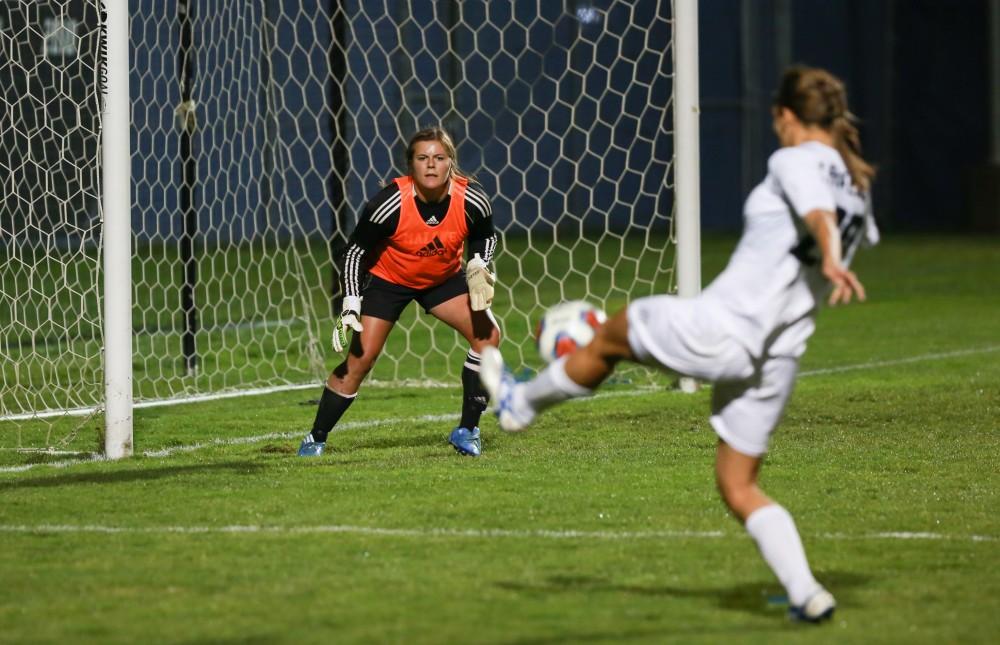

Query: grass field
[1,235,998,643]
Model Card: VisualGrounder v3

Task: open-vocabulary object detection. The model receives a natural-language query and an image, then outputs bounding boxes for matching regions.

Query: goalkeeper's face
[410,140,453,200]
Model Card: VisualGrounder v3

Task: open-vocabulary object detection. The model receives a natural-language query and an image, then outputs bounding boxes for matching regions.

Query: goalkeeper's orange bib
[370,175,469,289]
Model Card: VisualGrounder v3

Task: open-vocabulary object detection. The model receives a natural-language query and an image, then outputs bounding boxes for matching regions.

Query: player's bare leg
[481,309,635,432]
[563,309,635,387]
[716,440,835,622]
[329,316,395,393]
[429,293,501,455]
[298,316,394,456]
[428,293,500,352]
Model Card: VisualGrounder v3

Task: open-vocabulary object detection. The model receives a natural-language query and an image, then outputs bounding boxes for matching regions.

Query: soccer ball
[535,300,607,363]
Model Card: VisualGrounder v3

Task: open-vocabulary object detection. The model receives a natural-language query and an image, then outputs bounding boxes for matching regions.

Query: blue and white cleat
[789,588,836,624]
[478,346,533,432]
[297,432,325,457]
[448,426,482,456]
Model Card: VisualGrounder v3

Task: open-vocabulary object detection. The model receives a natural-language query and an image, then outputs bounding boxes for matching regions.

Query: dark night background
[2,1,996,240]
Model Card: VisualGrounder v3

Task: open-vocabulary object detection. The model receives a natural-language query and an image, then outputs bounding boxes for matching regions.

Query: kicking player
[479,65,878,622]
[298,126,500,458]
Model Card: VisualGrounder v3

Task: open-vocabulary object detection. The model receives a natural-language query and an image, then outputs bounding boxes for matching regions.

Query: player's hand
[466,253,495,311]
[333,296,363,352]
[822,260,866,306]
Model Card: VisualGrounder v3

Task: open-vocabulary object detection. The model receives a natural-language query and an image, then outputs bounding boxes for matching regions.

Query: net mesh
[1,0,677,449]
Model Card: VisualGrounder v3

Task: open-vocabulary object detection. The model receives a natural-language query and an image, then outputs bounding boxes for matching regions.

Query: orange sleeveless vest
[369,175,469,289]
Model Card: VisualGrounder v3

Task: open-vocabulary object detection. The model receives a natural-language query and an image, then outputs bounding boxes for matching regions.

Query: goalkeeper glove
[332,295,363,352]
[466,253,496,311]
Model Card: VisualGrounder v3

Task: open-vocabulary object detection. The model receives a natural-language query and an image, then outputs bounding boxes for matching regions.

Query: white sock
[744,504,821,606]
[522,356,593,414]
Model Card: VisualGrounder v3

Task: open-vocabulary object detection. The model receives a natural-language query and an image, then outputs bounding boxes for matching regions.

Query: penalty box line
[0,523,994,543]
[2,344,997,474]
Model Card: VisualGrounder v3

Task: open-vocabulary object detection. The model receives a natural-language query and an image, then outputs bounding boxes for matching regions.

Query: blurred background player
[480,65,878,622]
[299,126,500,458]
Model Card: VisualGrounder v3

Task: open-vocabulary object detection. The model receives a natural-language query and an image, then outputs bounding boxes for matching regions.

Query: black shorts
[361,272,468,322]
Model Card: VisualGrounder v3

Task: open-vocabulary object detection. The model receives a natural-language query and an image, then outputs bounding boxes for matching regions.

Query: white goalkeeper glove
[332,295,363,352]
[466,253,495,311]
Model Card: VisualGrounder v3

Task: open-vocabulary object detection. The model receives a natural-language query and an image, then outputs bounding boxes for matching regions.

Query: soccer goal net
[1,0,698,454]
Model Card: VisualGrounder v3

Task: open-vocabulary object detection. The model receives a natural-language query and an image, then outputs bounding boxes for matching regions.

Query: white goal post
[1,0,700,457]
[103,0,133,458]
[673,0,701,394]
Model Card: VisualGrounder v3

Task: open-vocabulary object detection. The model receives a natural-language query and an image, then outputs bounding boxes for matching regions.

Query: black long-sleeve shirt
[341,180,498,298]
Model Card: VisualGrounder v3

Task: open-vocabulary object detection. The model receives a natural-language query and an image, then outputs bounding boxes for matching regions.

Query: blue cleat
[789,588,836,624]
[448,426,482,457]
[297,432,325,457]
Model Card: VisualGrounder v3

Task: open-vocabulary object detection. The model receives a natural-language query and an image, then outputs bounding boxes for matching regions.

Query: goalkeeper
[298,126,500,458]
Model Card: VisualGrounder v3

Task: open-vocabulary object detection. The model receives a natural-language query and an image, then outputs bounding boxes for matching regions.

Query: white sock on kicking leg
[744,504,822,606]
[517,356,593,417]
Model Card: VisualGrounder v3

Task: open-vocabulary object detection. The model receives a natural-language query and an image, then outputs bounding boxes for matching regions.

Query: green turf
[1,235,998,643]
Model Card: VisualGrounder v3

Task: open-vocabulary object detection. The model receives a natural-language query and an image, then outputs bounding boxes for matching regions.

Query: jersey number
[791,207,863,266]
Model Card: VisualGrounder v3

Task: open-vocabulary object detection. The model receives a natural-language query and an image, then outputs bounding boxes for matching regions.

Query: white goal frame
[673,0,701,394]
[103,0,133,458]
[12,0,701,459]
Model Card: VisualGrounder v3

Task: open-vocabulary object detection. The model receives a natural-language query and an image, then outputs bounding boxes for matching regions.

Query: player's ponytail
[774,66,875,193]
[830,114,874,193]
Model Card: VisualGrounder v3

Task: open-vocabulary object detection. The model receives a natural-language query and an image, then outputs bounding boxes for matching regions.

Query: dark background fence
[700,0,995,233]
[2,0,995,243]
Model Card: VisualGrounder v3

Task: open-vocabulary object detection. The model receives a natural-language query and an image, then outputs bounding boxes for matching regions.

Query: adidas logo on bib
[425,215,439,225]
[416,236,447,257]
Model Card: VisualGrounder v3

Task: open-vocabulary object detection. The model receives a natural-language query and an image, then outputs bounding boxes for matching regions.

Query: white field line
[799,345,1000,377]
[139,317,307,338]
[4,378,452,422]
[0,414,461,473]
[0,523,993,543]
[2,345,996,474]
[8,344,998,422]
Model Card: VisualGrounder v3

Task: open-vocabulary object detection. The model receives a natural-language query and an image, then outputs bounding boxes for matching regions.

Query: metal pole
[739,2,761,200]
[674,0,700,298]
[179,0,199,375]
[445,0,461,133]
[328,0,350,315]
[673,0,700,393]
[775,0,792,75]
[882,1,895,226]
[102,0,133,458]
[991,0,1000,163]
[260,0,277,248]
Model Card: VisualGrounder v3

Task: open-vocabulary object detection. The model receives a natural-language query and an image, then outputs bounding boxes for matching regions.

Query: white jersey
[703,141,878,358]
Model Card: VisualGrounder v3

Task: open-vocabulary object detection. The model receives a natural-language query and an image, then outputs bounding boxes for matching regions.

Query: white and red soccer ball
[535,300,607,363]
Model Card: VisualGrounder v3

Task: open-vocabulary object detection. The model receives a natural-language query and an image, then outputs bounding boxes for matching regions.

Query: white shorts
[627,295,802,457]
[627,295,755,382]
[708,356,799,457]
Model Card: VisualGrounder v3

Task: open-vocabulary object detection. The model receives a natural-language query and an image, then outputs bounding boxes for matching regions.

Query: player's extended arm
[332,189,400,351]
[803,209,866,306]
[334,241,370,352]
